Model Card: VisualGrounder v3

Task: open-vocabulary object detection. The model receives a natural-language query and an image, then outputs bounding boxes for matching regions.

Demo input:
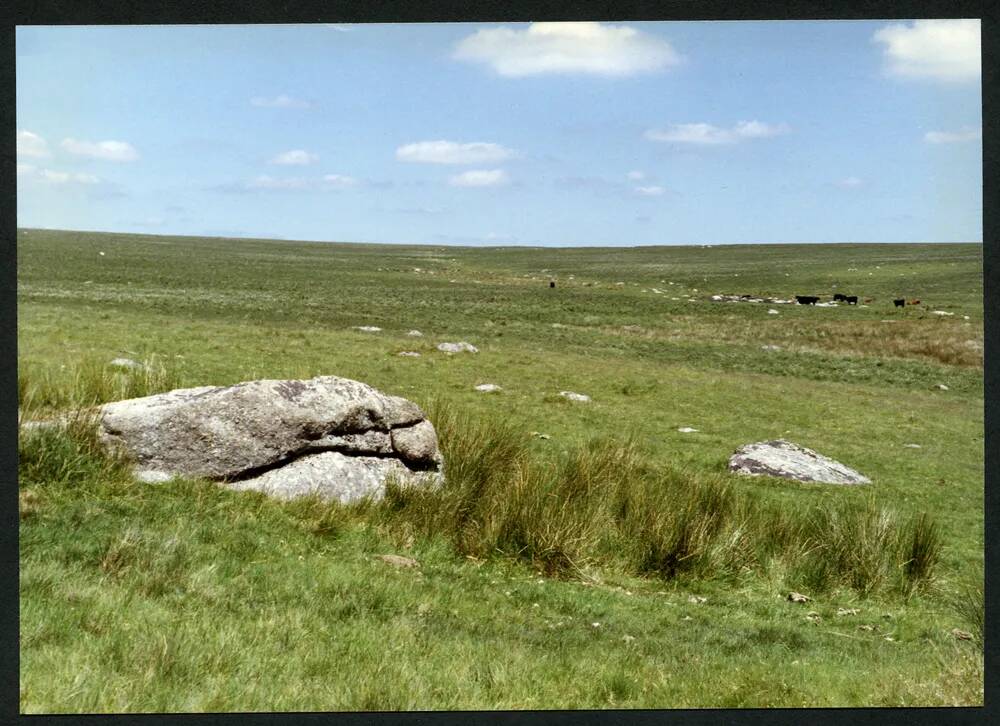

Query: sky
[15,20,982,246]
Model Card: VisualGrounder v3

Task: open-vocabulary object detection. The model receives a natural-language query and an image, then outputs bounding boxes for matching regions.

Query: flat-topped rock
[729,439,870,485]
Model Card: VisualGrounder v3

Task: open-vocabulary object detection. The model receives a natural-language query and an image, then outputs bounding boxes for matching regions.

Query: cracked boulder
[97,375,443,502]
[728,439,870,485]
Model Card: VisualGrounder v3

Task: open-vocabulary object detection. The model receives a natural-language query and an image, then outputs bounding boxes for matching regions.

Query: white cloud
[645,120,790,145]
[270,149,319,165]
[396,140,518,165]
[61,138,139,162]
[627,170,646,181]
[634,185,666,196]
[246,175,311,190]
[39,169,100,185]
[454,22,682,77]
[321,174,358,188]
[17,130,50,158]
[836,176,864,188]
[448,169,509,187]
[924,127,982,143]
[873,20,980,81]
[251,94,312,109]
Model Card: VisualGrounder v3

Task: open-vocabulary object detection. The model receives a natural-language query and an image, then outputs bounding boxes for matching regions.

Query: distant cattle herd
[794,294,920,307]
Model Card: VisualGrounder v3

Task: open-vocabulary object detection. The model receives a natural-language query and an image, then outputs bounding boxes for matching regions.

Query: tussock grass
[376,407,941,596]
[19,355,182,417]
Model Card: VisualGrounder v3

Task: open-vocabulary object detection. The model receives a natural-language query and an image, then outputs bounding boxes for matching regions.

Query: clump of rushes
[378,406,942,595]
[19,355,182,417]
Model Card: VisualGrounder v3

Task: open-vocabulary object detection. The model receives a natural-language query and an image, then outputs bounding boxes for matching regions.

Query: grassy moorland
[17,228,984,711]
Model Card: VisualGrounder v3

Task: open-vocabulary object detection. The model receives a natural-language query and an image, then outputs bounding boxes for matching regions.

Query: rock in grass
[406,330,424,337]
[559,391,591,403]
[437,341,478,354]
[397,351,421,357]
[109,357,142,370]
[730,440,870,485]
[788,592,812,603]
[97,375,443,502]
[474,383,502,393]
[353,325,382,332]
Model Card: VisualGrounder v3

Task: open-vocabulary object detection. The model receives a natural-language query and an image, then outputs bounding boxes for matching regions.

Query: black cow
[833,293,847,302]
[893,299,905,308]
[549,281,556,289]
[845,295,858,305]
[795,295,819,305]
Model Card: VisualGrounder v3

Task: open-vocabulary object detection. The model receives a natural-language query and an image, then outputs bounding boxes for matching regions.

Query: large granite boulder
[97,375,443,502]
[728,439,870,485]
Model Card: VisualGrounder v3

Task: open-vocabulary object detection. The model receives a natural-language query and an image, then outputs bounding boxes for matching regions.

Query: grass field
[17,228,984,711]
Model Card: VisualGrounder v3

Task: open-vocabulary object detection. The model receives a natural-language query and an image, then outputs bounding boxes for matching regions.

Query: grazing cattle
[908,299,920,305]
[893,299,905,308]
[845,295,858,305]
[549,281,556,288]
[833,293,847,302]
[795,295,819,305]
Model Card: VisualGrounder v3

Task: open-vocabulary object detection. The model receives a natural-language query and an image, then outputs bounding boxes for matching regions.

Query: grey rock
[96,375,442,502]
[109,357,142,370]
[729,439,870,485]
[397,351,421,357]
[437,341,478,354]
[474,383,502,393]
[223,451,438,503]
[559,391,591,403]
[406,330,424,337]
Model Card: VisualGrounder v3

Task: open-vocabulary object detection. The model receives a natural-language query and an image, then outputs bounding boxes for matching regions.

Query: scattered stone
[559,391,591,403]
[761,345,781,351]
[932,310,954,316]
[730,440,871,485]
[437,341,478,354]
[836,608,860,617]
[805,612,822,623]
[788,592,812,603]
[622,635,636,643]
[530,431,551,440]
[377,554,419,569]
[109,357,142,370]
[99,251,105,256]
[406,330,424,337]
[902,443,921,449]
[963,315,970,320]
[936,384,949,391]
[591,622,601,628]
[681,616,693,621]
[951,628,973,641]
[474,383,502,393]
[677,427,699,433]
[688,595,707,604]
[857,624,875,632]
[353,326,382,332]
[397,351,421,357]
[96,375,443,503]
[768,309,779,315]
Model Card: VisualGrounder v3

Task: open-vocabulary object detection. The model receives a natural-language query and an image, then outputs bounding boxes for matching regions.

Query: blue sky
[16,20,982,246]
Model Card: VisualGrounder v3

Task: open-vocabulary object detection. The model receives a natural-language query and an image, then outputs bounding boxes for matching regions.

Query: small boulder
[559,391,591,403]
[437,341,478,354]
[353,326,382,332]
[730,440,870,485]
[474,383,502,393]
[407,330,424,337]
[397,351,421,357]
[109,357,142,370]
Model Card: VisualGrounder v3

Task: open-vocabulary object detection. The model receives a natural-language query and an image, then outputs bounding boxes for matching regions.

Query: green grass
[17,228,984,710]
